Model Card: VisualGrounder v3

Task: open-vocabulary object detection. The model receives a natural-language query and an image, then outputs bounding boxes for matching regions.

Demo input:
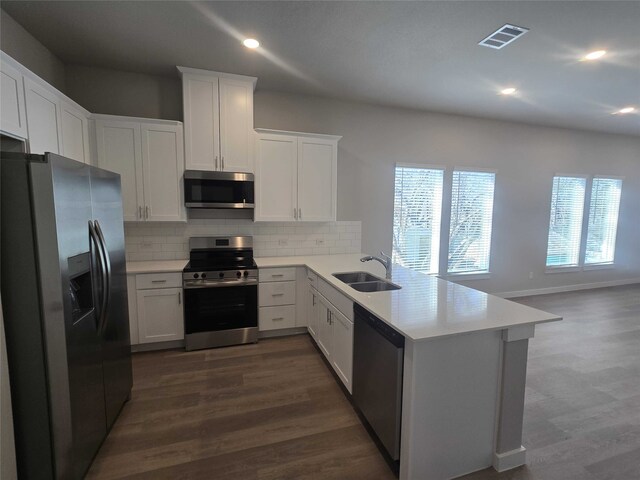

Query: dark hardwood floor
[87,284,640,480]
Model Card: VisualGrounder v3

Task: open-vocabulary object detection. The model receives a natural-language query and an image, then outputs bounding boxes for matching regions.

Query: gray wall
[0,9,66,92]
[65,65,182,121]
[254,91,640,294]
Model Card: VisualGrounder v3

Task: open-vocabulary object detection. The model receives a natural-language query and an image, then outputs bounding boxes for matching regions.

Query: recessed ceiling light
[243,38,260,49]
[582,50,606,61]
[500,87,517,95]
[615,106,636,114]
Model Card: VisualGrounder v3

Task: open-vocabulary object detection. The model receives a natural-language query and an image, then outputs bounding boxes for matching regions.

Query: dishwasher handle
[354,303,405,348]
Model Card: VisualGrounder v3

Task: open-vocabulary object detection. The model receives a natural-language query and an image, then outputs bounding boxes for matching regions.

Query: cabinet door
[136,288,184,343]
[255,133,298,221]
[0,59,27,138]
[140,123,186,222]
[219,77,254,173]
[95,120,144,222]
[331,307,354,393]
[182,74,220,171]
[60,101,91,164]
[297,137,337,222]
[24,77,63,154]
[307,287,320,340]
[317,297,333,360]
[127,275,139,345]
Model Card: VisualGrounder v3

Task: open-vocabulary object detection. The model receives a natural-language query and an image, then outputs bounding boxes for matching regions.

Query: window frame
[391,163,497,280]
[544,173,623,273]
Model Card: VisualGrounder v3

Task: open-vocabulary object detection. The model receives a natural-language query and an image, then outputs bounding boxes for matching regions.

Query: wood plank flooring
[87,284,640,480]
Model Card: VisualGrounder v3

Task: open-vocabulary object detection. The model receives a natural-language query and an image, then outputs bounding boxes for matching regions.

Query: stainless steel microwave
[184,170,254,209]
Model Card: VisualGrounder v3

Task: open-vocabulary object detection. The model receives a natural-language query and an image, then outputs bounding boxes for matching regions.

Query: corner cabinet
[0,55,28,139]
[177,66,256,173]
[93,115,186,222]
[255,129,340,222]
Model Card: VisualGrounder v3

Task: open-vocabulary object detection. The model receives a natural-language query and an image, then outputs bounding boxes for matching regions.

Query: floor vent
[478,24,529,50]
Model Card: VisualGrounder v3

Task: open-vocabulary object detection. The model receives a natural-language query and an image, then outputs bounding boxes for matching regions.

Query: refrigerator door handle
[94,220,111,334]
[88,220,106,329]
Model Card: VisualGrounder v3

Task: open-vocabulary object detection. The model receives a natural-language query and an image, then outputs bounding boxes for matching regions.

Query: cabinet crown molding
[255,128,342,142]
[176,66,257,90]
[90,113,183,126]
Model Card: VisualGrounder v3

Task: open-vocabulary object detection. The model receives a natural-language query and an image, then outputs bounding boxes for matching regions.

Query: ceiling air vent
[478,24,529,50]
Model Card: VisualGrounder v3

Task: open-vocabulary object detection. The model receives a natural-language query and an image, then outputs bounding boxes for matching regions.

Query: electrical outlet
[528,272,534,279]
[316,239,325,246]
[141,241,153,249]
[278,239,288,246]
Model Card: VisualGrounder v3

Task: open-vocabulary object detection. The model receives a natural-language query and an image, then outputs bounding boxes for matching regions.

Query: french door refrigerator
[1,152,133,479]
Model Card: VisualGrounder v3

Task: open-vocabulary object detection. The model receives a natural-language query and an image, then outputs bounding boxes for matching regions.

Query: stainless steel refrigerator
[1,152,132,479]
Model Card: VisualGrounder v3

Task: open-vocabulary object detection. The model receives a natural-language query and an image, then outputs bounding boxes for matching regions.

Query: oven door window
[184,284,257,333]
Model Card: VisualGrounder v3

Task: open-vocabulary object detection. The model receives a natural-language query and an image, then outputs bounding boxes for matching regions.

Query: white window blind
[392,166,444,274]
[447,171,496,274]
[546,176,586,267]
[585,178,622,264]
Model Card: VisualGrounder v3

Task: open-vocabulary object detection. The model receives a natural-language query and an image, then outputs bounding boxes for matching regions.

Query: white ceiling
[3,1,639,135]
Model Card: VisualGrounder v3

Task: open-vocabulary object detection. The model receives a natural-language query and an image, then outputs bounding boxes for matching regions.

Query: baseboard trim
[493,446,526,472]
[496,278,640,299]
[131,339,184,352]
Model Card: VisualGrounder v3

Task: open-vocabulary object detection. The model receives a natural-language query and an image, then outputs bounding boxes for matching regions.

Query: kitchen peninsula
[255,254,562,480]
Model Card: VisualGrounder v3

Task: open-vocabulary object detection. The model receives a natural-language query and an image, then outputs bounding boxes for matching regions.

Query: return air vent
[479,24,529,49]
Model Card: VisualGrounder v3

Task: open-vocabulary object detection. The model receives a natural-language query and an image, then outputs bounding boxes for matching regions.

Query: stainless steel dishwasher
[352,303,405,463]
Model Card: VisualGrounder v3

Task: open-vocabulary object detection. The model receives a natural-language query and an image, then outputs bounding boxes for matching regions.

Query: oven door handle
[183,279,258,289]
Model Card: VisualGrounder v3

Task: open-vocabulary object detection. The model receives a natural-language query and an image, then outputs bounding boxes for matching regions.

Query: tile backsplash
[124,220,362,262]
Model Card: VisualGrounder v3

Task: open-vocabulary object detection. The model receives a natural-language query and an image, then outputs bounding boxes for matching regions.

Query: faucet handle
[380,251,391,261]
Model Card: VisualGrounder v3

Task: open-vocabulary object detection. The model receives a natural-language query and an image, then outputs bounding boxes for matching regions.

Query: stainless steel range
[182,236,258,350]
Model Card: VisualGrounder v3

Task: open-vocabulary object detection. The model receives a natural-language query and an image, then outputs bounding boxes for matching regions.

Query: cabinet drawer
[259,267,296,283]
[306,269,318,289]
[259,281,296,307]
[259,305,296,331]
[318,278,354,321]
[136,272,182,290]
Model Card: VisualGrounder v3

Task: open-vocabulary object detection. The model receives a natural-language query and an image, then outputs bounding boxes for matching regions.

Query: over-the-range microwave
[184,170,254,209]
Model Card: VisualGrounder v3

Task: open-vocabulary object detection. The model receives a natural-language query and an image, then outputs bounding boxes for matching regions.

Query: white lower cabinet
[134,273,184,344]
[258,267,297,333]
[308,277,354,393]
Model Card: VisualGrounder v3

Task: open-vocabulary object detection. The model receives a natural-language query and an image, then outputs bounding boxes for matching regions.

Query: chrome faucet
[361,251,393,279]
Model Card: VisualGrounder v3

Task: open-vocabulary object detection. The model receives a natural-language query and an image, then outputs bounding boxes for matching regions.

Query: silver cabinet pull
[293,208,297,220]
[272,317,284,321]
[271,293,284,297]
[138,206,142,219]
[145,206,149,219]
[178,291,181,304]
[151,280,167,283]
[222,156,225,170]
[271,274,284,278]
[215,156,218,170]
[298,208,302,220]
[312,294,316,306]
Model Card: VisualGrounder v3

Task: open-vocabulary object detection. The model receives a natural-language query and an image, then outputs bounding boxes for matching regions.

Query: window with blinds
[447,171,496,274]
[392,166,444,274]
[585,178,622,264]
[546,176,586,267]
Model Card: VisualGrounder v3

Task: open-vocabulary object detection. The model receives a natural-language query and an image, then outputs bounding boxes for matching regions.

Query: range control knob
[219,272,225,279]
[236,271,242,278]
[193,273,199,279]
[243,271,249,278]
[201,273,207,279]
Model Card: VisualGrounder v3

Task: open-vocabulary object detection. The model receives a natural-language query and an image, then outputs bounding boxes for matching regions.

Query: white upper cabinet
[95,118,144,222]
[24,76,63,155]
[140,123,185,221]
[60,100,91,164]
[255,129,340,223]
[94,115,185,222]
[0,55,28,139]
[178,67,256,173]
[298,136,337,222]
[255,133,298,221]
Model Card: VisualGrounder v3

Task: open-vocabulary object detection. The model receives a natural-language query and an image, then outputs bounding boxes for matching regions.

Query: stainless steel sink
[349,281,402,292]
[333,271,381,284]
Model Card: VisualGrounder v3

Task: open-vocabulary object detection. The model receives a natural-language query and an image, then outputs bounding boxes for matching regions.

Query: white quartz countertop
[255,254,562,342]
[126,260,188,274]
